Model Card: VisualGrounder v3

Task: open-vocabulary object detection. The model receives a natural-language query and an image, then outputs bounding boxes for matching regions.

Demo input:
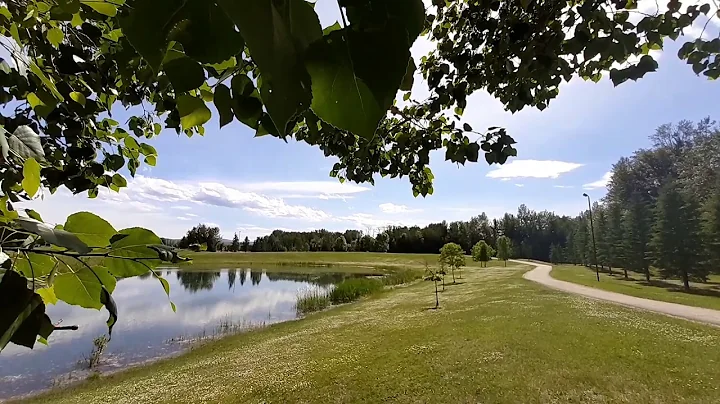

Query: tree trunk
[644,266,651,282]
[623,268,628,280]
[434,280,439,308]
[452,269,456,283]
[608,265,612,275]
[504,260,507,267]
[442,276,445,291]
[682,269,690,291]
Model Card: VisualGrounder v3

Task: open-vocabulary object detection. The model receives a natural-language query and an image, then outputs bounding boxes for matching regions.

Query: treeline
[562,118,720,290]
[177,119,720,290]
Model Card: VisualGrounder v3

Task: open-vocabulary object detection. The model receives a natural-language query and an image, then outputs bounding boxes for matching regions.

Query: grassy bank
[178,251,502,272]
[24,263,720,403]
[551,264,720,311]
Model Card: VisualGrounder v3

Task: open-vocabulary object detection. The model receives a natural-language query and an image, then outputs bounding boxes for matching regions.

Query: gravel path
[519,260,720,327]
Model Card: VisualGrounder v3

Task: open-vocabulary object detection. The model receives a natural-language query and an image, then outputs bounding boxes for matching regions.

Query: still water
[0,268,356,400]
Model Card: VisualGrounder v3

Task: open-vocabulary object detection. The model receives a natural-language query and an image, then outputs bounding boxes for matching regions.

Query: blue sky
[25,1,720,239]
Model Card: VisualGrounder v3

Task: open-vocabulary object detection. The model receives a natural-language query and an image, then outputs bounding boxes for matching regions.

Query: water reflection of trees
[265,272,365,287]
[250,270,263,285]
[227,269,236,290]
[176,271,221,293]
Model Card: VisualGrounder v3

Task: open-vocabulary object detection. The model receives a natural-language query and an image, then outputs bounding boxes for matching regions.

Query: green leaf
[214,84,233,129]
[16,217,91,253]
[54,266,116,309]
[25,209,42,222]
[168,1,244,64]
[69,91,86,106]
[15,253,56,278]
[64,211,117,247]
[9,125,45,160]
[218,0,321,135]
[306,28,411,138]
[104,227,162,277]
[80,0,118,16]
[323,21,341,35]
[112,173,127,188]
[119,0,180,73]
[22,157,41,198]
[47,27,64,47]
[164,55,206,93]
[231,75,263,129]
[0,271,54,350]
[177,95,211,130]
[37,286,58,305]
[400,57,416,91]
[144,155,157,166]
[100,286,117,338]
[29,62,63,101]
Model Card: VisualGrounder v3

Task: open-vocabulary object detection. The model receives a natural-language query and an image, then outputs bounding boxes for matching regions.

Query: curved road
[518,260,720,327]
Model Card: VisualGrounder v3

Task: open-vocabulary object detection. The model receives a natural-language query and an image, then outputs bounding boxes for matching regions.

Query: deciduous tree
[496,236,511,266]
[439,242,465,283]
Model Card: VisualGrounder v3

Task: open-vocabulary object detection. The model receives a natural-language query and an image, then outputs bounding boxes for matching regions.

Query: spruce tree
[622,194,652,281]
[230,233,241,252]
[650,182,706,290]
[702,187,720,273]
[594,206,610,272]
[606,202,625,277]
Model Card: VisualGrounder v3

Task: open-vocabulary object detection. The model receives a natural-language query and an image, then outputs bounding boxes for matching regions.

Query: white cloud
[583,171,612,190]
[104,176,331,222]
[171,206,192,210]
[185,213,198,217]
[378,203,422,214]
[553,185,574,189]
[234,181,370,200]
[514,184,524,188]
[487,159,584,179]
[177,216,191,221]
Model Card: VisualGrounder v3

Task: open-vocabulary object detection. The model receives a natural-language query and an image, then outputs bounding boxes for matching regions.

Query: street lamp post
[583,193,600,282]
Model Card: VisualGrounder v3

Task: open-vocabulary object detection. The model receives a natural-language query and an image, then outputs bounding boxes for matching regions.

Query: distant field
[178,251,504,272]
[551,265,720,311]
[25,262,720,404]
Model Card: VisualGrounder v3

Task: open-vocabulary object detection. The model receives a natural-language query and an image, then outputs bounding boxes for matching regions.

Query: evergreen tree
[549,243,564,264]
[650,182,706,290]
[606,202,625,277]
[593,206,610,272]
[702,187,720,273]
[622,194,653,281]
[574,219,590,267]
[230,233,241,252]
[242,236,250,252]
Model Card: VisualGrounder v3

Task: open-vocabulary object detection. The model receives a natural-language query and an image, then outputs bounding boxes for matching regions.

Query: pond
[0,268,362,401]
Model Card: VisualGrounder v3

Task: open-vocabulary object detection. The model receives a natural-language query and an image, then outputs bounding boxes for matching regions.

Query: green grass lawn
[23,262,720,403]
[551,264,720,311]
[179,251,504,272]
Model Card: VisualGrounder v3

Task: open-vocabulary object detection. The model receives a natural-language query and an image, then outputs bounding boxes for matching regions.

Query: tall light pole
[583,193,600,282]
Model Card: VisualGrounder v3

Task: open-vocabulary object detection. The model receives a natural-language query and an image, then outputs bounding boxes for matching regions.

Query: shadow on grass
[445,282,466,286]
[423,306,441,311]
[638,279,720,298]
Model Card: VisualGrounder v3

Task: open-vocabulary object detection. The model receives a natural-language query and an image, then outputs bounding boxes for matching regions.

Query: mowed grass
[179,251,503,272]
[24,264,720,403]
[551,264,720,311]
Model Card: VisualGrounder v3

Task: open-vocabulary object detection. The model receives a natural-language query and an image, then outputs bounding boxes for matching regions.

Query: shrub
[295,288,331,315]
[330,278,383,304]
